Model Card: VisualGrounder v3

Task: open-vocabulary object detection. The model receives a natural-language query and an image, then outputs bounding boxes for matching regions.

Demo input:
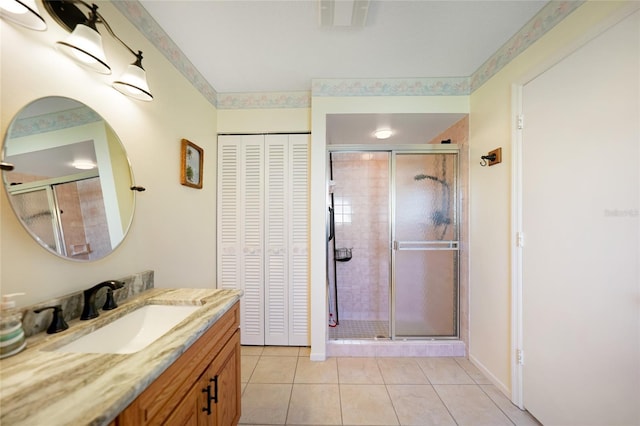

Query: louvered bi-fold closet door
[264,134,310,346]
[265,135,289,345]
[218,134,309,346]
[287,135,309,346]
[217,135,265,345]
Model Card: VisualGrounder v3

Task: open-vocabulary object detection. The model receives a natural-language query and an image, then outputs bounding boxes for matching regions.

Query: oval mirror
[1,97,135,261]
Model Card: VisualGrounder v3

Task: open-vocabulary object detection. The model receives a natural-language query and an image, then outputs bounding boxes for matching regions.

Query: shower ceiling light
[374,129,393,140]
[72,160,96,170]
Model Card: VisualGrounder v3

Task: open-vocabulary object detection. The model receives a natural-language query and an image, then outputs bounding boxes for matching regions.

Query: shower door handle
[328,206,335,242]
[394,240,459,251]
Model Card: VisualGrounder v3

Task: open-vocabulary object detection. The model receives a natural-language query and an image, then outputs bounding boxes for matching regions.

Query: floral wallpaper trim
[112,1,218,107]
[311,77,471,97]
[470,0,584,91]
[10,107,102,138]
[116,1,581,108]
[216,91,311,109]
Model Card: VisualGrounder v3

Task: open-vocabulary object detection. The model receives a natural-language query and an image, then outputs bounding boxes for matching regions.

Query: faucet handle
[102,289,118,311]
[34,305,69,334]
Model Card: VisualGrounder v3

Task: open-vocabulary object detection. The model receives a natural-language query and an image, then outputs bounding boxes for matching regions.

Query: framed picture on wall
[180,139,203,189]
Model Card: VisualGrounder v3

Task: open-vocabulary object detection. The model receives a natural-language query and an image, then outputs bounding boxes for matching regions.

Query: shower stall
[327,147,459,340]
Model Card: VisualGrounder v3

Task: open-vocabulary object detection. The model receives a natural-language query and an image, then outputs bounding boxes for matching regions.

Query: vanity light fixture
[56,3,110,74]
[373,128,393,140]
[112,51,153,101]
[43,0,153,101]
[0,0,47,31]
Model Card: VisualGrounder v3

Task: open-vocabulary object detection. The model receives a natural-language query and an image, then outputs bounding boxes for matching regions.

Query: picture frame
[180,139,203,189]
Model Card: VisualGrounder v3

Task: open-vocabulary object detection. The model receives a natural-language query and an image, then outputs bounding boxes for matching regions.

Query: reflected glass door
[392,152,458,338]
[11,187,62,253]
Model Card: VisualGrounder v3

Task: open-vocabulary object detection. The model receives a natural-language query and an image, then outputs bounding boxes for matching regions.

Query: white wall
[217,108,310,134]
[1,1,218,306]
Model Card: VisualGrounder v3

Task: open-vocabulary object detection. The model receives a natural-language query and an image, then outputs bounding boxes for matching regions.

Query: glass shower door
[10,187,63,254]
[392,152,458,338]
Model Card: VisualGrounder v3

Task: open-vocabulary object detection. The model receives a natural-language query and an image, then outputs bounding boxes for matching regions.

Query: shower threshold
[327,338,466,357]
[328,319,388,340]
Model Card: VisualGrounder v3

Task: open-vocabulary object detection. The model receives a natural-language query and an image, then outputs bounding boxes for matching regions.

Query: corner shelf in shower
[335,248,352,262]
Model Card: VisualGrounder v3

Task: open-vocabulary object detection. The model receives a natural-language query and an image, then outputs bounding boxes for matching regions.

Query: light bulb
[374,129,393,139]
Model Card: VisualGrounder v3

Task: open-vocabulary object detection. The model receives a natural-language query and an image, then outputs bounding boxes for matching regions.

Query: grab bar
[393,240,459,251]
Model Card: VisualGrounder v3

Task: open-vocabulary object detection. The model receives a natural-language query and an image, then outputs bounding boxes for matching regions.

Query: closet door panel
[288,135,309,345]
[217,137,242,292]
[265,135,289,345]
[240,136,265,345]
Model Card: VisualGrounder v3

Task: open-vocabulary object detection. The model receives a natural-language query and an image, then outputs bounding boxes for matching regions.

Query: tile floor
[240,346,540,426]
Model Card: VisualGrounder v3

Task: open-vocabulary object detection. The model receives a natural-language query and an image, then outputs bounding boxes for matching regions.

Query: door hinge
[516,232,524,247]
[516,349,524,365]
[517,114,524,130]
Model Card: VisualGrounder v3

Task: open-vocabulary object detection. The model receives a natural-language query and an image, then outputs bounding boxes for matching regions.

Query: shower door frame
[327,144,460,340]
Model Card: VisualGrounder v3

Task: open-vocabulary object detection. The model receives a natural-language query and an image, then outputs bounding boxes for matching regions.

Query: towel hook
[480,148,502,167]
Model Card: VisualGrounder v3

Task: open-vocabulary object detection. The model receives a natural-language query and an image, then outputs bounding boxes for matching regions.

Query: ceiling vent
[319,0,370,27]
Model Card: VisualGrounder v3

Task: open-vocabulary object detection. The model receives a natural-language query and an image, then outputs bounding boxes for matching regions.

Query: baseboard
[309,352,327,361]
[468,353,511,398]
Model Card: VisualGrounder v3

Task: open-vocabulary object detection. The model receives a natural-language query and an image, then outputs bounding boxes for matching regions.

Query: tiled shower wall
[428,117,469,347]
[331,152,390,321]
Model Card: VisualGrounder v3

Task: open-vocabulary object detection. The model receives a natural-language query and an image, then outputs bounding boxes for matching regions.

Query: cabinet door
[201,330,241,426]
[164,384,206,426]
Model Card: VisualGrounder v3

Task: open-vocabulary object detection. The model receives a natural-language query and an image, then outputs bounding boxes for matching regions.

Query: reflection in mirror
[2,97,135,261]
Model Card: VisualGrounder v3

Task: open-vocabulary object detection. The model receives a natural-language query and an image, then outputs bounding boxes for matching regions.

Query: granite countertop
[0,288,242,426]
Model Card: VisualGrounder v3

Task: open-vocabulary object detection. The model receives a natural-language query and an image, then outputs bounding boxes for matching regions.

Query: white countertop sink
[53,304,201,354]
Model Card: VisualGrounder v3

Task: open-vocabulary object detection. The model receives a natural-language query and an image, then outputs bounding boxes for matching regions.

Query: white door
[264,134,310,346]
[521,11,639,425]
[218,134,309,346]
[218,135,265,345]
[265,135,289,345]
[287,134,310,346]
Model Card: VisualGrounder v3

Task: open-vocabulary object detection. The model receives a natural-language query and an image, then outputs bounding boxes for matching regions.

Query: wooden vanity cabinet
[116,302,241,426]
[167,330,240,426]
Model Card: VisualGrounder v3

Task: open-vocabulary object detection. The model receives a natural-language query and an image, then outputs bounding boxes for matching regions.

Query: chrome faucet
[80,280,125,320]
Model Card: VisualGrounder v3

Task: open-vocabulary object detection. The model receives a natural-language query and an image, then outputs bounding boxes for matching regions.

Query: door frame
[510,83,524,409]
